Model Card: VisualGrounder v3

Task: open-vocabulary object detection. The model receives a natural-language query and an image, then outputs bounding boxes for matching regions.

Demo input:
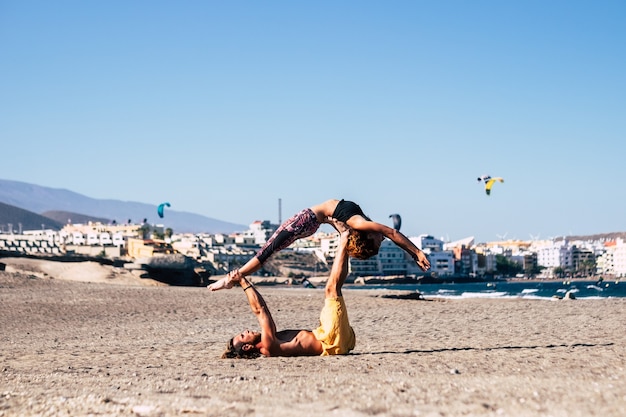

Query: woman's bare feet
[207,269,241,291]
[207,276,233,291]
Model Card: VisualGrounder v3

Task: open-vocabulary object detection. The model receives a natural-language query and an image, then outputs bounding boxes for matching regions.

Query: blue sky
[1,1,624,243]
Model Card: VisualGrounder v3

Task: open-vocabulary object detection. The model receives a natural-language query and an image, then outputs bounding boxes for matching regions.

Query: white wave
[460,291,508,299]
[427,291,558,301]
[520,294,551,300]
[556,288,579,294]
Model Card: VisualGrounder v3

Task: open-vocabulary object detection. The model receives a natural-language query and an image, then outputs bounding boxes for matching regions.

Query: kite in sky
[477,175,504,196]
[389,213,402,231]
[157,202,171,218]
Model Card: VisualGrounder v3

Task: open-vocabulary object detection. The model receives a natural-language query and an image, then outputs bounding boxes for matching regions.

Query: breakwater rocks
[0,250,213,287]
[125,253,213,286]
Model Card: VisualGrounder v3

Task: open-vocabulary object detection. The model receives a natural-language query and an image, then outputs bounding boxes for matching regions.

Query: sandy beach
[1,258,625,417]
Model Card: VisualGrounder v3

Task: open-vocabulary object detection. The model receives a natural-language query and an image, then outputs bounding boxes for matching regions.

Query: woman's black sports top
[332,200,371,222]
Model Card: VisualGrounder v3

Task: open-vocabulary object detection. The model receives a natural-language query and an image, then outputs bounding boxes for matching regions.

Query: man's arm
[238,275,277,353]
[235,273,323,357]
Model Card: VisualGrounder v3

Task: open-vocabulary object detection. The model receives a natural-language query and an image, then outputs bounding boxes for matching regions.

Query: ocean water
[346,279,626,300]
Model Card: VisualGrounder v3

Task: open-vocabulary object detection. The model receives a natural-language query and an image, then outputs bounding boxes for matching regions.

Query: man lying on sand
[217,219,355,358]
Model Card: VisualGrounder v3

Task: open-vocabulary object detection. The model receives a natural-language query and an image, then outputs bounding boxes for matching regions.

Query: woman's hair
[347,230,381,260]
[221,337,261,359]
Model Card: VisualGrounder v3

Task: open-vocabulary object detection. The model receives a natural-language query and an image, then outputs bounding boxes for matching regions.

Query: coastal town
[1,218,624,281]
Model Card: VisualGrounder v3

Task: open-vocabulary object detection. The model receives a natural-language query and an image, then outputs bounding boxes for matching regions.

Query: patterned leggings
[255,208,321,264]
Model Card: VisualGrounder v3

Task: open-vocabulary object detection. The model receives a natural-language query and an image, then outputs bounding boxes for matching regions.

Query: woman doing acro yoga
[208,199,431,291]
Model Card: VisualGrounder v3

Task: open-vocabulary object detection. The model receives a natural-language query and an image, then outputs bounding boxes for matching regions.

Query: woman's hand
[413,250,431,271]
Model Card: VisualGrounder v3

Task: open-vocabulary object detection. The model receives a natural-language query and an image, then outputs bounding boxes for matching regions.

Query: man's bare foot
[329,217,350,234]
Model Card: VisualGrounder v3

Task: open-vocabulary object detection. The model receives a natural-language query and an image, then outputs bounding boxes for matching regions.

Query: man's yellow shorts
[312,296,355,356]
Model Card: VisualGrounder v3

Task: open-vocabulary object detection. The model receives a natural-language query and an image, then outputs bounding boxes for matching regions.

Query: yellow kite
[477,175,504,196]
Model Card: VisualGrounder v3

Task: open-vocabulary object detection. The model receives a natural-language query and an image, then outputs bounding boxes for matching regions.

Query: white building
[419,249,455,277]
[478,252,499,274]
[377,240,409,276]
[349,256,381,276]
[411,235,457,276]
[319,233,340,258]
[413,234,444,251]
[612,239,626,277]
[535,240,570,269]
[203,246,258,273]
[595,245,613,276]
[245,220,277,245]
[212,234,237,246]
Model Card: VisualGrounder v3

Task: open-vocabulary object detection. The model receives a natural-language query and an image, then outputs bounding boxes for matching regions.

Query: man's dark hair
[221,337,261,359]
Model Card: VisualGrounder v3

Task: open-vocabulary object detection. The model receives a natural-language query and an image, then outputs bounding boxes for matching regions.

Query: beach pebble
[450,368,460,374]
[132,405,156,416]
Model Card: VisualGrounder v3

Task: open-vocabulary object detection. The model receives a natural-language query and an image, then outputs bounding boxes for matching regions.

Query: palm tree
[553,266,565,279]
[579,259,596,277]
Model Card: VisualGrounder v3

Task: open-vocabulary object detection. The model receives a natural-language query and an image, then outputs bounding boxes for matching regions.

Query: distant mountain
[0,179,246,234]
[0,201,64,232]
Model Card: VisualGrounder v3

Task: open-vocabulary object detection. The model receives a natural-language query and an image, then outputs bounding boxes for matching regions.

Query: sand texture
[1,258,625,417]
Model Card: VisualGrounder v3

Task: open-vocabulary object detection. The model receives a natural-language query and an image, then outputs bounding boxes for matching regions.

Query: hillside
[0,179,246,234]
[555,231,626,242]
[0,202,64,232]
[263,251,330,278]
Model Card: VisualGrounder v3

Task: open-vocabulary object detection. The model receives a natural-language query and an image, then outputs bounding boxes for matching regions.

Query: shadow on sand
[353,342,615,356]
